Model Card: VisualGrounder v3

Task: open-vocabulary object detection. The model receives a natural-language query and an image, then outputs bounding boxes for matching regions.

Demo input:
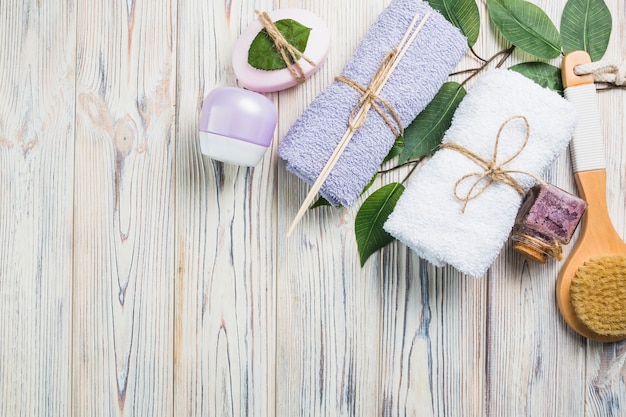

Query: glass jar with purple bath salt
[511,183,588,263]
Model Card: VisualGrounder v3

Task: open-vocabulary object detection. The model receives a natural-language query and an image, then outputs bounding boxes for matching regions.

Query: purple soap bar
[515,184,587,244]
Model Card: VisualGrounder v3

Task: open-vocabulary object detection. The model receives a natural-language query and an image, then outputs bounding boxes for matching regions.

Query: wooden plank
[375,2,492,414]
[275,0,386,415]
[486,246,587,416]
[379,252,487,417]
[585,0,626,413]
[486,1,625,416]
[0,1,75,416]
[0,1,624,417]
[72,1,176,416]
[173,1,276,416]
[483,0,590,414]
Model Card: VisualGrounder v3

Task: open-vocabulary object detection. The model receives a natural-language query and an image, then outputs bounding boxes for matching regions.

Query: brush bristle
[570,255,626,337]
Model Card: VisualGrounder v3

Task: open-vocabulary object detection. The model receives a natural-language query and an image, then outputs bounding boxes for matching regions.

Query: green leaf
[399,82,466,163]
[383,136,404,163]
[248,19,312,70]
[310,196,332,209]
[355,183,405,267]
[561,0,612,61]
[487,0,562,59]
[509,62,564,95]
[427,0,480,46]
[362,172,378,194]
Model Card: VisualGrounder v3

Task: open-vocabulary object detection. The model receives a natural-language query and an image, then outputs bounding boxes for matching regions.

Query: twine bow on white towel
[574,60,626,86]
[440,115,543,213]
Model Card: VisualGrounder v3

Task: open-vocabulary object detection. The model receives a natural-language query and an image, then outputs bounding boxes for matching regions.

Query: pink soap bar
[232,9,330,93]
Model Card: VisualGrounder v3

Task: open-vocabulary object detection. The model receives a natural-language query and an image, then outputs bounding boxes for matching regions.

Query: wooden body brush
[557,51,626,342]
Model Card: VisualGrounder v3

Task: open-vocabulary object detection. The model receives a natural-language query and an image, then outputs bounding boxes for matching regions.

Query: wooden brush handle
[574,170,615,246]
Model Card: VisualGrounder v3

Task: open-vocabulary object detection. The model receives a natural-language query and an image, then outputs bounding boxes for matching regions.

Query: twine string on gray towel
[335,50,404,137]
[574,60,626,86]
[255,10,317,84]
[440,115,544,213]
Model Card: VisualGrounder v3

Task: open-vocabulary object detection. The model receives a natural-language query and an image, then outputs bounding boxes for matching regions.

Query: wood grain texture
[379,254,487,417]
[276,1,385,415]
[72,1,175,416]
[484,1,626,416]
[0,0,625,416]
[376,6,489,416]
[0,1,75,416]
[584,0,626,413]
[173,1,277,417]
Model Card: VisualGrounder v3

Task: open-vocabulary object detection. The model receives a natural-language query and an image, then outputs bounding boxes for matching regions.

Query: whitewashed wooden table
[1,0,625,416]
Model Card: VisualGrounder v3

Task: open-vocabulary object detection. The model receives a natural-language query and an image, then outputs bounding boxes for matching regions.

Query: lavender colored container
[511,183,588,263]
[232,8,330,93]
[199,87,277,166]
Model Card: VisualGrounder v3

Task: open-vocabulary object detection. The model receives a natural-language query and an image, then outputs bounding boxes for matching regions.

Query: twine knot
[574,60,626,86]
[441,115,542,213]
[255,10,317,84]
[335,50,404,137]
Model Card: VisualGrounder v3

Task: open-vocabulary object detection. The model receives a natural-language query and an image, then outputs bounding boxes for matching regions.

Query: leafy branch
[377,159,422,177]
[453,46,516,87]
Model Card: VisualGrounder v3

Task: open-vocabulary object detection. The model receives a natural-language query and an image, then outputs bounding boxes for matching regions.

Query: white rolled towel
[384,69,578,277]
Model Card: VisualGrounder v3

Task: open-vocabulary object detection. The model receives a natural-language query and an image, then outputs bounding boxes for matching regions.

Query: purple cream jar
[199,87,277,166]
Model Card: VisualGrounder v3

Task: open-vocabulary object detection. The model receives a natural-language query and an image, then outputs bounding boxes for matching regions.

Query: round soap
[232,9,330,93]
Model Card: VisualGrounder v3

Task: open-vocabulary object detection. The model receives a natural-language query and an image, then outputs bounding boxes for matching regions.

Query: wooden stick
[287,12,431,237]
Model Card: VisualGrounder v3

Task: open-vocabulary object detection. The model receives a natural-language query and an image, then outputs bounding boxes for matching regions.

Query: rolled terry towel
[384,69,578,277]
[278,0,467,207]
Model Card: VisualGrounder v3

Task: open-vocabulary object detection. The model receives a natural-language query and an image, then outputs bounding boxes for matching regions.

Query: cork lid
[513,241,548,263]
